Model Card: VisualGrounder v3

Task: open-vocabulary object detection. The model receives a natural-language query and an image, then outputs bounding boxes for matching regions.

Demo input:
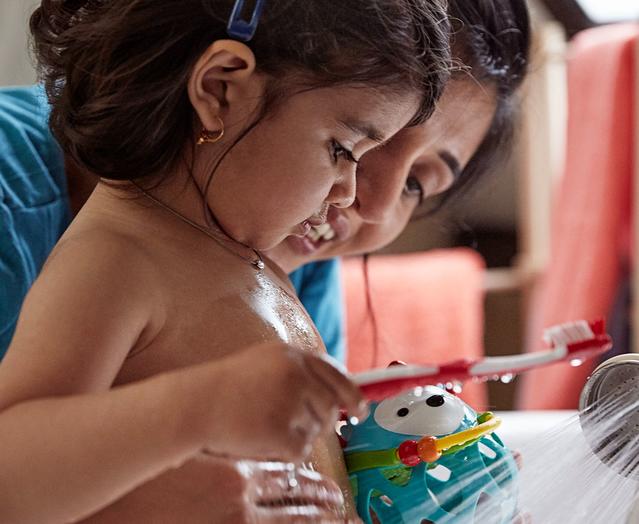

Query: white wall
[0,0,38,86]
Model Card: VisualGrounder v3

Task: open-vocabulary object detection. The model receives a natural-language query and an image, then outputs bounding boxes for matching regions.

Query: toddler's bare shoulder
[45,227,162,288]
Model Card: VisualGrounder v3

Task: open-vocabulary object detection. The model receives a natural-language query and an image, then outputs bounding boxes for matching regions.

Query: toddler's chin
[248,234,288,254]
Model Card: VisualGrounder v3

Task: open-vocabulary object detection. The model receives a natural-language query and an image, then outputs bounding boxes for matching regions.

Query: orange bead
[417,436,442,463]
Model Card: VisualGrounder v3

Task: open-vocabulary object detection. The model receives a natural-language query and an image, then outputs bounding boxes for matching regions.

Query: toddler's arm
[0,236,364,522]
[0,367,207,522]
[0,347,362,523]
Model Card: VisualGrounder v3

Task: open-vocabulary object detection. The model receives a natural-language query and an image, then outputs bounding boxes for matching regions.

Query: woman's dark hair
[367,0,531,367]
[432,0,531,209]
[30,0,451,181]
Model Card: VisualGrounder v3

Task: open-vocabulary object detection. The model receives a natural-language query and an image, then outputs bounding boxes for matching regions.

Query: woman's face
[267,80,497,270]
[200,86,420,251]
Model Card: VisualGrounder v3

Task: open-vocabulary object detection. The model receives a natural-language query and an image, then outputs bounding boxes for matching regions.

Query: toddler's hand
[204,342,367,462]
[86,455,352,523]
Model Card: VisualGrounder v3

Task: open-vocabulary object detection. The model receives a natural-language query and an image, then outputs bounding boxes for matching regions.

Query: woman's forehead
[403,80,497,156]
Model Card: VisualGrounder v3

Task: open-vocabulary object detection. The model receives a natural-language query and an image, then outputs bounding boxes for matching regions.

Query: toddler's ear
[188,40,262,133]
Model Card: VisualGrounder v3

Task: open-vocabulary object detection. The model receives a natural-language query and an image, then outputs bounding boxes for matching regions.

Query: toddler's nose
[326,172,356,209]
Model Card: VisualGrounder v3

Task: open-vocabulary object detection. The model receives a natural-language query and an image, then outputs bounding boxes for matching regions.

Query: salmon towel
[343,249,487,409]
[518,24,639,409]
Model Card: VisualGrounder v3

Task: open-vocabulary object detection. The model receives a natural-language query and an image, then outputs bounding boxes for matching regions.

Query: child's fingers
[294,404,321,438]
[246,462,349,523]
[286,391,341,460]
[253,506,349,524]
[220,460,348,523]
[293,366,358,440]
[302,353,368,420]
[303,396,334,432]
[248,463,345,511]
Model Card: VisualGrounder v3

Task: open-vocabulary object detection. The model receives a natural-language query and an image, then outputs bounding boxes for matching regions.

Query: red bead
[397,440,421,467]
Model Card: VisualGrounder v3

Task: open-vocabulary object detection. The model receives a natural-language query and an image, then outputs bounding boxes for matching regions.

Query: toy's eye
[396,407,409,417]
[426,395,445,407]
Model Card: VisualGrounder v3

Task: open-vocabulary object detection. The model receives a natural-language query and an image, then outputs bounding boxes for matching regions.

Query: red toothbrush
[354,319,612,401]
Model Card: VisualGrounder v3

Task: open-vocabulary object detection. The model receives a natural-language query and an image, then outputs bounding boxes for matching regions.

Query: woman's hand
[188,342,368,463]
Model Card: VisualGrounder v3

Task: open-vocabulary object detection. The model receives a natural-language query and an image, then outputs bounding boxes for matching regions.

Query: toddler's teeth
[323,228,335,240]
[307,222,336,242]
[315,223,331,236]
[307,229,320,241]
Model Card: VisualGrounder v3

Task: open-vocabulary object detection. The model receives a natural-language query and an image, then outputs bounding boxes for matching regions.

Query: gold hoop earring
[197,116,225,145]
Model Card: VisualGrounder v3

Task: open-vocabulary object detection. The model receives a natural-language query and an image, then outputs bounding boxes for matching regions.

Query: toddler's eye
[403,176,424,203]
[396,407,410,417]
[426,395,445,407]
[330,140,358,164]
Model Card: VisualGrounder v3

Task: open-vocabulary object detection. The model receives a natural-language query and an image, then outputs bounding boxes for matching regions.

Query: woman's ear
[188,40,261,133]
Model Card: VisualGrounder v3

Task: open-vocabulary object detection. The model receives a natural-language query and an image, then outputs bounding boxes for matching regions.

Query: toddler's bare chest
[116,267,323,382]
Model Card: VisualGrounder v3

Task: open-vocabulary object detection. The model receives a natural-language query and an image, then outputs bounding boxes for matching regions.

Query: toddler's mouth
[286,220,337,257]
[307,222,336,243]
[287,209,350,257]
[304,208,350,249]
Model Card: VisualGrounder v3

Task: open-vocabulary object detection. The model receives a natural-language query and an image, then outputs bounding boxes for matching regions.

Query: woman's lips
[327,207,350,243]
[286,235,318,256]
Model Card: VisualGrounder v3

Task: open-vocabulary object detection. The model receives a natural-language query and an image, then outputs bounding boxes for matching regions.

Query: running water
[515,391,639,524]
[407,383,639,523]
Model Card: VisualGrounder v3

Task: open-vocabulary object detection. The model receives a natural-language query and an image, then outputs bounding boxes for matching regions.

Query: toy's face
[373,385,467,437]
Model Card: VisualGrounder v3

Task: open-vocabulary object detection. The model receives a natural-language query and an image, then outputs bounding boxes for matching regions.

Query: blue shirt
[0,85,346,362]
[0,85,70,357]
[289,259,346,363]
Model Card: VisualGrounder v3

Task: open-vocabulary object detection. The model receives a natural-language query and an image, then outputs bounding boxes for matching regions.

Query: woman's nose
[354,158,407,224]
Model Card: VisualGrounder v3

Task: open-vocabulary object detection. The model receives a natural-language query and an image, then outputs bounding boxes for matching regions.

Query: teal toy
[342,385,518,524]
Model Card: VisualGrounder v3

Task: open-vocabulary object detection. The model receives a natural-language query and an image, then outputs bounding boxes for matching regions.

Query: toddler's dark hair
[30,0,451,181]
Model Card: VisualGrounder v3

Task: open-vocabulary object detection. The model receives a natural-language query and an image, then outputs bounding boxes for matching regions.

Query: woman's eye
[403,176,424,202]
[330,140,358,165]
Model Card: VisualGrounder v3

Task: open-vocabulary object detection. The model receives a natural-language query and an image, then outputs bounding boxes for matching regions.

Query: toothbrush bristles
[543,320,594,347]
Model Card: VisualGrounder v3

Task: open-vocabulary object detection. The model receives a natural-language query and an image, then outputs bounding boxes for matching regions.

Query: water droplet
[452,380,464,394]
[570,358,584,367]
[287,476,299,489]
[500,373,515,384]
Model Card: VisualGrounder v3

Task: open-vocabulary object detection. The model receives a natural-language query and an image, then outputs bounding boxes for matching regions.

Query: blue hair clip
[227,0,266,42]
